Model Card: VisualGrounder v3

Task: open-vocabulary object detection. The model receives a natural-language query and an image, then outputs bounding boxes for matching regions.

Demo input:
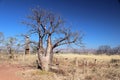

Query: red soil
[0,62,23,80]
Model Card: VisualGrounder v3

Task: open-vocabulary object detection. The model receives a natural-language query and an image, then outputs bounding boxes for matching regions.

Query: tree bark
[40,55,50,71]
[37,50,51,71]
[25,49,29,55]
[25,36,30,55]
[50,50,54,65]
[37,35,52,71]
[9,47,14,59]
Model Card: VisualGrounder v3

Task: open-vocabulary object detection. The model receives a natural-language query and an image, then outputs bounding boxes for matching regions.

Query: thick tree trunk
[45,35,52,71]
[40,55,50,71]
[50,51,54,65]
[25,49,29,55]
[9,48,14,59]
[37,49,51,71]
[25,36,30,55]
[37,35,52,71]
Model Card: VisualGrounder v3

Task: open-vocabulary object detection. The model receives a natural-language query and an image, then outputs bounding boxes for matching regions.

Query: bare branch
[22,7,83,71]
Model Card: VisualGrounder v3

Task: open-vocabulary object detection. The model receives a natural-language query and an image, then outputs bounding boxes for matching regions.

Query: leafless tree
[112,45,120,54]
[23,7,82,71]
[21,34,30,55]
[6,37,17,58]
[96,45,111,55]
[25,36,30,55]
[21,34,38,55]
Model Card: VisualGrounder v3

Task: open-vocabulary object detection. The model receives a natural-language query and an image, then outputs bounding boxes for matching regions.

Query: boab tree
[21,34,30,55]
[23,7,82,71]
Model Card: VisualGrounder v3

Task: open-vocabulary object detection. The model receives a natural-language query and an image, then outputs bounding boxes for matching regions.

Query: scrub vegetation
[0,53,120,80]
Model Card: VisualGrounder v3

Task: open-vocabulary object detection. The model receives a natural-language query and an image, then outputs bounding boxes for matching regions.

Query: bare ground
[0,62,23,80]
[0,54,120,80]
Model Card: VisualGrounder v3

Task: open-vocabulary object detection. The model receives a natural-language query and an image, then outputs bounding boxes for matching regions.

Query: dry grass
[53,53,120,80]
[0,53,120,80]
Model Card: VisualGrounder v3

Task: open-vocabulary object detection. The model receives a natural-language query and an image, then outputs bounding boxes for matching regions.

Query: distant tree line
[52,45,120,55]
[59,45,120,55]
[1,31,120,56]
[96,45,120,55]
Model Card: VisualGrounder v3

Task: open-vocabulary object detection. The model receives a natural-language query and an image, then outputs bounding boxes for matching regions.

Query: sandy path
[0,63,23,80]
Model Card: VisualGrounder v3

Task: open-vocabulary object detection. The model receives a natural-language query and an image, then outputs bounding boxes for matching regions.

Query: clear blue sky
[0,0,120,48]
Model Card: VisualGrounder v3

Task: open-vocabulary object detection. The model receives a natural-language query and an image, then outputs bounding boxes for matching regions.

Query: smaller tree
[97,45,111,55]
[25,36,30,55]
[112,45,120,54]
[5,37,18,58]
[20,34,30,55]
[21,33,41,55]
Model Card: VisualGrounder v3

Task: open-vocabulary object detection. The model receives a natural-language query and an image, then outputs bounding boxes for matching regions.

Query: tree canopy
[23,7,83,71]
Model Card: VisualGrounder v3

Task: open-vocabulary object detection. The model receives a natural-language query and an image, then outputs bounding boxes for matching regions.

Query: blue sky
[0,0,120,48]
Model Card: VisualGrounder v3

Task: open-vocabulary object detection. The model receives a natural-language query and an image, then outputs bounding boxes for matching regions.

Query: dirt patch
[0,62,24,80]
